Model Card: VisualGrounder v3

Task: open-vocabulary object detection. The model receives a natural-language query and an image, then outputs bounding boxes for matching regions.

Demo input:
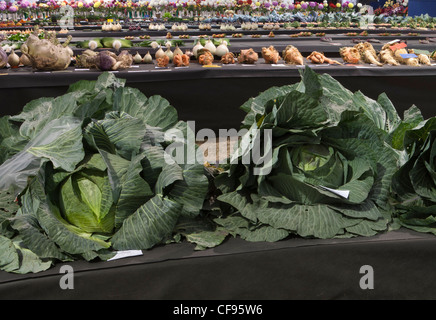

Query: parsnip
[379,49,400,66]
[362,50,383,66]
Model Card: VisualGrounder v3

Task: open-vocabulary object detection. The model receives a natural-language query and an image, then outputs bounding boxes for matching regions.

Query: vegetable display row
[1,65,436,274]
[0,27,435,71]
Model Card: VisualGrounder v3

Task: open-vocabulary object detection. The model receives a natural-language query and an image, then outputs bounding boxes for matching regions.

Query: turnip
[20,30,73,71]
[77,49,133,71]
[0,47,7,68]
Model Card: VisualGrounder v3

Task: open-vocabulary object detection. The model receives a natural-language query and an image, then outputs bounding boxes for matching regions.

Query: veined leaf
[113,87,178,131]
[0,117,85,195]
[111,195,182,250]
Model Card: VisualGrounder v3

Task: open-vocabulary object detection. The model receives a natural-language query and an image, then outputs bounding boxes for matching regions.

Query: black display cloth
[1,61,435,132]
[69,37,436,56]
[1,33,436,301]
[1,228,436,300]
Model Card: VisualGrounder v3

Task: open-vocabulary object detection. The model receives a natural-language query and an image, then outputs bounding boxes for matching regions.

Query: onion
[155,46,165,60]
[215,41,229,57]
[193,41,203,58]
[165,47,173,61]
[19,53,31,66]
[8,49,20,68]
[143,51,152,64]
[173,45,183,57]
[133,51,142,64]
[204,40,216,55]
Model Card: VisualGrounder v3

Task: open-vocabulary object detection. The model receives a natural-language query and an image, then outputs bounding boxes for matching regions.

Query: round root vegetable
[238,48,258,64]
[339,47,361,64]
[19,53,32,66]
[198,49,214,65]
[156,54,170,67]
[20,33,73,71]
[261,46,280,64]
[221,52,235,64]
[173,53,190,67]
[282,45,303,65]
[77,49,133,71]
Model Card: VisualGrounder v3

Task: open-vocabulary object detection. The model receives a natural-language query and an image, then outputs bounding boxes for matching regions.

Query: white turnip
[20,31,73,71]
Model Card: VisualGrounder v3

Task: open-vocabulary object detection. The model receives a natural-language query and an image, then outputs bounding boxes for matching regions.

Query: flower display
[0,0,409,22]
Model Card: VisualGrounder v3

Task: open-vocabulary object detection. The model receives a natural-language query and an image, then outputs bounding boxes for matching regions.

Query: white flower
[357,3,362,7]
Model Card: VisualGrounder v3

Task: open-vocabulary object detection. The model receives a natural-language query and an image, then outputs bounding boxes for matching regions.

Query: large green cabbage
[390,108,436,235]
[213,66,403,241]
[0,73,216,274]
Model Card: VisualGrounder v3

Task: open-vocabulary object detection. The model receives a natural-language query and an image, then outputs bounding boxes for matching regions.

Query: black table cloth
[1,61,435,132]
[1,228,436,300]
[1,44,436,301]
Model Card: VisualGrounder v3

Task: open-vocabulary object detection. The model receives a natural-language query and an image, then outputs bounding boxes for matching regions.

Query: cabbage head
[59,162,115,234]
[213,66,402,240]
[390,108,436,235]
[0,72,213,274]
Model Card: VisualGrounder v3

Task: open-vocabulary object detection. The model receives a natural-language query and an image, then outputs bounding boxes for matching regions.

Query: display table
[1,228,436,300]
[1,28,436,302]
[1,61,435,131]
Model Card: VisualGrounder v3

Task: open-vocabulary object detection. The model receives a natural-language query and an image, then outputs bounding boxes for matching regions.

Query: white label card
[319,186,350,199]
[108,250,143,261]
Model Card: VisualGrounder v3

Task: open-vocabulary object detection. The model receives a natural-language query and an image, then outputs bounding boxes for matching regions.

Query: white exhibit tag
[108,250,143,261]
[319,186,350,199]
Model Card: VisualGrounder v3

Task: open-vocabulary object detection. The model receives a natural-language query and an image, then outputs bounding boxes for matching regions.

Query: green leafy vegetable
[213,66,402,240]
[75,38,104,49]
[100,37,133,48]
[390,110,436,235]
[0,72,213,273]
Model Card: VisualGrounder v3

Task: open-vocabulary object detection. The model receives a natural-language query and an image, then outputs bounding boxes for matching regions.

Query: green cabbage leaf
[213,66,403,241]
[0,72,212,273]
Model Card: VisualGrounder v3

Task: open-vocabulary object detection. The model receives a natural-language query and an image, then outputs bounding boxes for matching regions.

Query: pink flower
[20,1,30,8]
